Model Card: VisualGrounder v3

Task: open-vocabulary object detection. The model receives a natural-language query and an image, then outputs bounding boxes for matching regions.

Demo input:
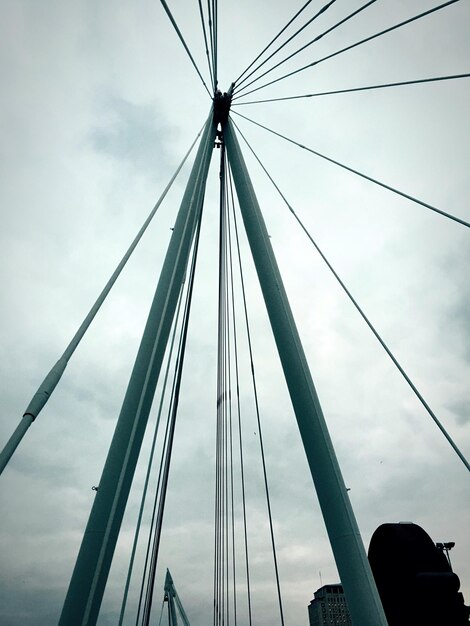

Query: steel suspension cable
[157,600,165,626]
[233,72,470,105]
[0,126,204,476]
[224,208,231,626]
[233,119,470,474]
[213,367,220,626]
[118,285,185,626]
[236,0,340,91]
[198,0,215,90]
[227,164,286,625]
[235,0,462,100]
[135,347,176,626]
[224,170,238,626]
[214,143,228,626]
[222,191,229,626]
[220,144,233,626]
[207,0,216,88]
[233,111,470,228]
[159,0,212,97]
[224,232,230,626]
[235,0,314,86]
[235,0,377,96]
[226,173,253,626]
[141,201,206,626]
[216,146,268,626]
[141,444,169,626]
[213,0,218,88]
[135,285,191,626]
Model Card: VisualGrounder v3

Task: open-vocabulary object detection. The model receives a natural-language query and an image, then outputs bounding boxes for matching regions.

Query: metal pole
[223,118,388,626]
[59,112,216,626]
[0,128,203,476]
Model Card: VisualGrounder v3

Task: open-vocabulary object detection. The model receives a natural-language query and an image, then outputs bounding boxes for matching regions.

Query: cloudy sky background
[1,1,469,624]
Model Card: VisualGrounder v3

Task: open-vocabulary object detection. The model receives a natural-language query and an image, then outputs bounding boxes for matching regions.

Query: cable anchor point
[213,82,235,128]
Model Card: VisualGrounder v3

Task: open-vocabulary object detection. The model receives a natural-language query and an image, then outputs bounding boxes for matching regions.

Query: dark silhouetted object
[437,540,456,568]
[213,84,234,126]
[368,522,470,626]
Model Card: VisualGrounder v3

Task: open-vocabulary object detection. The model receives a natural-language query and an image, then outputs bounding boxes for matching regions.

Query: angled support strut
[59,111,216,626]
[223,117,388,626]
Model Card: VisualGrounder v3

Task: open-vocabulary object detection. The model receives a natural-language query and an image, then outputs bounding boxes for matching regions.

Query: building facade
[308,584,352,626]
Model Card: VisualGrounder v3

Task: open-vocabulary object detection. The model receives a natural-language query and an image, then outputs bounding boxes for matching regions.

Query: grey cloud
[90,96,177,179]
[448,400,470,426]
[1,1,470,625]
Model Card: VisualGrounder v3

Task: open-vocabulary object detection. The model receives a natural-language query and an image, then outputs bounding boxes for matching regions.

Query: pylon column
[223,117,388,626]
[59,112,216,626]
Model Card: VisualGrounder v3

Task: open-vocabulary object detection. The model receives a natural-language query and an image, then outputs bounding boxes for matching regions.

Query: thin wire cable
[136,307,189,626]
[224,208,230,626]
[198,0,215,89]
[233,111,470,228]
[213,374,220,626]
[207,0,216,88]
[118,286,185,626]
[159,0,212,97]
[214,143,228,626]
[223,153,234,626]
[135,169,210,623]
[235,0,315,85]
[225,176,238,626]
[232,119,470,473]
[213,394,219,626]
[216,143,228,626]
[235,0,461,99]
[236,0,375,95]
[222,146,231,626]
[213,0,218,88]
[227,165,285,624]
[135,374,174,626]
[142,200,206,626]
[222,159,239,626]
[138,168,212,624]
[236,0,339,90]
[213,391,220,626]
[157,600,165,626]
[227,165,253,626]
[145,217,205,623]
[213,384,220,626]
[233,72,470,105]
[219,188,227,626]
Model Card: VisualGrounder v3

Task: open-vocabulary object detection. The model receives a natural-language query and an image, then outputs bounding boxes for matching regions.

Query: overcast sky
[1,1,469,625]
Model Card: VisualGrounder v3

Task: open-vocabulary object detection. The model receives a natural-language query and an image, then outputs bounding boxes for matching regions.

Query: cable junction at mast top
[213,83,234,126]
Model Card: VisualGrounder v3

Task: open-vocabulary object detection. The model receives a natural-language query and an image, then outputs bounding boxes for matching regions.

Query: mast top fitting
[213,83,234,126]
